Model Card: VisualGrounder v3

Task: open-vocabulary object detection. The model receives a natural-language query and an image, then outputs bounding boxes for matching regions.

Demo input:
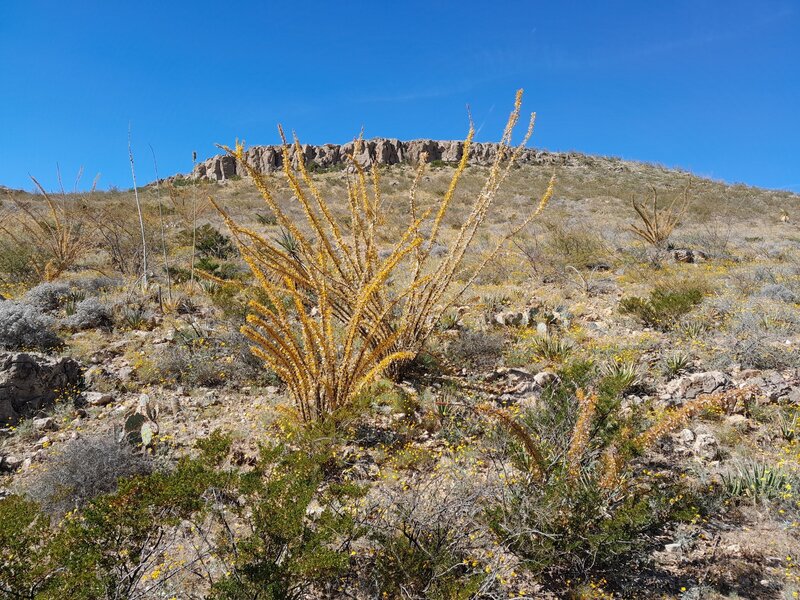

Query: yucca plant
[663,351,693,378]
[213,91,554,421]
[528,332,572,362]
[601,359,639,391]
[629,181,691,248]
[721,460,791,501]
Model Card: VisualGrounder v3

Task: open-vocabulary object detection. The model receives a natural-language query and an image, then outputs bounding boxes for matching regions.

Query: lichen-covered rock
[665,371,729,402]
[0,352,82,425]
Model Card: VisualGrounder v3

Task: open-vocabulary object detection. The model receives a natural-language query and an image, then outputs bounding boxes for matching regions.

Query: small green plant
[178,223,235,259]
[663,351,693,378]
[620,281,707,331]
[255,210,278,226]
[529,332,573,362]
[680,319,708,339]
[779,410,799,442]
[601,359,639,391]
[721,460,792,502]
[436,310,461,331]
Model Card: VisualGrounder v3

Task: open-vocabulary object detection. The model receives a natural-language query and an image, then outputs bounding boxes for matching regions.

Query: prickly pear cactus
[123,397,159,448]
[124,413,147,445]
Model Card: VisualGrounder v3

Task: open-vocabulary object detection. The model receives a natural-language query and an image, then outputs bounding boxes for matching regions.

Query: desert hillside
[1,136,800,599]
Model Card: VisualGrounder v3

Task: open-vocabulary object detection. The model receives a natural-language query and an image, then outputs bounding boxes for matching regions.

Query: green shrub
[0,429,360,598]
[0,495,52,598]
[620,281,707,330]
[208,440,361,599]
[721,460,793,502]
[0,452,225,598]
[481,360,706,584]
[543,220,610,270]
[178,223,235,259]
[0,238,39,283]
[368,474,490,598]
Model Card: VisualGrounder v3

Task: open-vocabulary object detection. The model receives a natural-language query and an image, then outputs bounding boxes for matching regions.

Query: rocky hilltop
[186,138,632,181]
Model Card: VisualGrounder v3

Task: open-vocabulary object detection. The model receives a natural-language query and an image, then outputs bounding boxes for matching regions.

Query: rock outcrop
[182,138,621,182]
[0,352,82,425]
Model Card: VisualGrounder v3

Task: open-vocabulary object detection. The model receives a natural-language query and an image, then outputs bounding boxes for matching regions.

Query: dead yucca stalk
[629,180,691,248]
[1,175,95,280]
[475,403,547,482]
[213,91,552,420]
[566,388,597,478]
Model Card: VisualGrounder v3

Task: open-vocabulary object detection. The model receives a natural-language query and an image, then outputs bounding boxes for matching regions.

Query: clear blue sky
[1,1,798,192]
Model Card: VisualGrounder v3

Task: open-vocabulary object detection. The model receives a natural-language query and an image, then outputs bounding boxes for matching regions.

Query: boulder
[32,416,57,432]
[665,371,729,402]
[84,391,114,407]
[692,427,719,460]
[0,352,82,425]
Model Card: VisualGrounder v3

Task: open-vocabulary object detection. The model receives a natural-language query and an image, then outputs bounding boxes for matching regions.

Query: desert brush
[0,174,95,281]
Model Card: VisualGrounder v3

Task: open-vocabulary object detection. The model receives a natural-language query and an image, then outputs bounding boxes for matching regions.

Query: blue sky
[1,1,798,192]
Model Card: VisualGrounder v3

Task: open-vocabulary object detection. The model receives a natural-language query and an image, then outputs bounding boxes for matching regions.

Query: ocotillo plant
[213,90,554,421]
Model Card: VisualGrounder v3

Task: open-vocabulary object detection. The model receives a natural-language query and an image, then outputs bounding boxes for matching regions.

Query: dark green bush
[178,224,235,259]
[0,429,359,599]
[620,281,706,330]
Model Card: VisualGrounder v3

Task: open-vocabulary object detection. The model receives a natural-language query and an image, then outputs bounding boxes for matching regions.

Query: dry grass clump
[213,91,554,421]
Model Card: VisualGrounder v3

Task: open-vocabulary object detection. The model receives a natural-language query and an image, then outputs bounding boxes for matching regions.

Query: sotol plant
[212,91,554,421]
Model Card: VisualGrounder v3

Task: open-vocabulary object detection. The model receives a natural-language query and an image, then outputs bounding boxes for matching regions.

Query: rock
[665,371,729,402]
[84,391,114,407]
[534,371,559,387]
[585,260,612,271]
[737,369,762,380]
[744,370,793,401]
[493,308,538,327]
[664,541,683,553]
[676,428,695,444]
[788,387,800,404]
[33,417,57,432]
[723,543,742,557]
[0,352,82,425]
[725,414,749,428]
[168,397,182,415]
[0,455,23,472]
[692,429,719,460]
[673,248,708,263]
